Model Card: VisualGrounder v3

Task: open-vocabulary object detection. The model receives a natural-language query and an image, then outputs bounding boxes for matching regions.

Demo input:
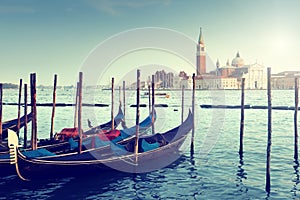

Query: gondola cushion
[22,148,56,158]
[98,130,121,141]
[69,138,78,150]
[141,139,160,152]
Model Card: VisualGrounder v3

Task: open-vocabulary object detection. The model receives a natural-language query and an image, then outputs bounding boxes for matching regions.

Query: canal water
[0,88,299,199]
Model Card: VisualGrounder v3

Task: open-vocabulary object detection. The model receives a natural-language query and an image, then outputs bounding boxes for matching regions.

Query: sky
[1,0,300,86]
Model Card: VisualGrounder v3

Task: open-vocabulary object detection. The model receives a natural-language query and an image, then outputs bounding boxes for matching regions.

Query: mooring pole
[30,73,37,150]
[50,74,57,139]
[239,78,245,157]
[135,70,141,162]
[23,84,28,149]
[191,73,195,153]
[17,79,22,137]
[294,78,299,160]
[151,75,155,134]
[111,77,115,131]
[123,81,126,120]
[266,67,272,194]
[0,83,2,143]
[119,86,121,105]
[74,82,79,128]
[77,72,83,154]
[148,85,151,115]
[181,85,185,123]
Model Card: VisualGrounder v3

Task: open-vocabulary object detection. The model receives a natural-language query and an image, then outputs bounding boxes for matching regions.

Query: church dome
[231,51,245,67]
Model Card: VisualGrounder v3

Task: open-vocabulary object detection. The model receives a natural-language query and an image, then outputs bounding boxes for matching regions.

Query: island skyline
[1,0,299,86]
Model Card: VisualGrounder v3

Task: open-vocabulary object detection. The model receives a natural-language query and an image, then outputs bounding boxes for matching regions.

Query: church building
[194,28,267,90]
[196,28,206,75]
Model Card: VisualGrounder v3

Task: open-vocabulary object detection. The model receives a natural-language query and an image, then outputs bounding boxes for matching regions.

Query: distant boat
[101,88,111,91]
[143,92,170,98]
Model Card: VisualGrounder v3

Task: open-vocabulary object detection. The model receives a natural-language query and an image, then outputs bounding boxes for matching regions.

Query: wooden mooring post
[135,70,141,162]
[30,73,37,150]
[294,78,299,160]
[148,85,151,114]
[0,83,2,143]
[77,72,83,154]
[151,75,155,134]
[123,81,126,120]
[239,78,245,157]
[181,85,185,123]
[191,73,195,154]
[74,82,79,128]
[50,74,57,139]
[23,84,28,149]
[111,77,115,131]
[17,79,22,137]
[119,86,121,105]
[266,67,272,194]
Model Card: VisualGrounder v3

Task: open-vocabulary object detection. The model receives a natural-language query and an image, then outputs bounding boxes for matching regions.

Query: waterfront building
[145,28,268,90]
[239,63,267,89]
[194,28,267,89]
[271,71,300,89]
[214,53,267,89]
[196,28,206,75]
[148,70,175,89]
[195,76,238,90]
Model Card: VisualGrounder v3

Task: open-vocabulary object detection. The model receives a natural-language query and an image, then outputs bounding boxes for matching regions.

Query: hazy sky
[1,0,300,86]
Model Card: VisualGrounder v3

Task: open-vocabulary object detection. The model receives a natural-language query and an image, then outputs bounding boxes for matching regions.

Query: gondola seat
[22,148,56,158]
[141,139,160,152]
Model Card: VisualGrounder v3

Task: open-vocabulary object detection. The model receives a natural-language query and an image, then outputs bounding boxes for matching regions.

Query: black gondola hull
[16,136,187,179]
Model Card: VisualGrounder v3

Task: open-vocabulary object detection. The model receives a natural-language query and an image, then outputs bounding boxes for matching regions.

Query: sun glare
[269,30,294,55]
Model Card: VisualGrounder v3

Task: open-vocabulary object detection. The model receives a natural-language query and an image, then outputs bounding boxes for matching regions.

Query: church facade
[194,28,267,90]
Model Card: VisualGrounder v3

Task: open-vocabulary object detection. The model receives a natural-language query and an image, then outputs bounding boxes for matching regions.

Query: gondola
[0,112,33,154]
[0,109,156,176]
[41,108,156,152]
[0,112,33,140]
[81,109,157,148]
[53,104,125,140]
[0,105,124,154]
[0,107,154,158]
[8,110,192,180]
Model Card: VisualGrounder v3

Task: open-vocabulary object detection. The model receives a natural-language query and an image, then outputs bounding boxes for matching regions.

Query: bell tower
[196,27,206,75]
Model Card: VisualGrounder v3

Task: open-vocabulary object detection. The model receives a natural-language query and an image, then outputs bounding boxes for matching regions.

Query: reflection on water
[292,160,300,198]
[236,156,248,194]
